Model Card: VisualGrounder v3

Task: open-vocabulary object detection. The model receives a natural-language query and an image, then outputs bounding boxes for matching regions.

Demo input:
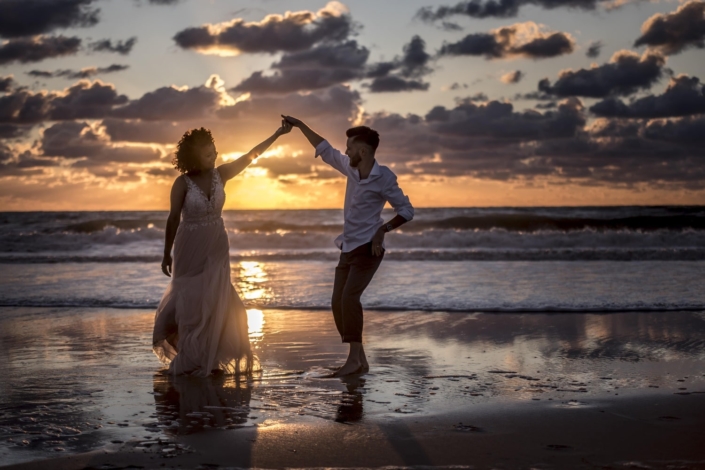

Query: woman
[153,121,291,376]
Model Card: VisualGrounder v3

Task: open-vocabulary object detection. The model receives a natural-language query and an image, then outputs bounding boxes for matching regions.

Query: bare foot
[332,360,363,377]
[360,347,369,373]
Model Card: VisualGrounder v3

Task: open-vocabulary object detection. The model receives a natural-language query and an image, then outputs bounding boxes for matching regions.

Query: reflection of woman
[153,122,291,376]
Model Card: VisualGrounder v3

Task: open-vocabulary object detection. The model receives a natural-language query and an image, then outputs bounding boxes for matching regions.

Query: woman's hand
[161,253,173,277]
[276,118,293,136]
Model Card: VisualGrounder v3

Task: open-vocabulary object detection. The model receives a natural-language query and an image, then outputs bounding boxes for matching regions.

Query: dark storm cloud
[88,37,137,55]
[416,0,608,26]
[111,85,220,121]
[0,80,127,124]
[366,36,434,93]
[538,50,666,98]
[232,41,369,94]
[0,76,13,92]
[590,75,705,118]
[0,0,99,39]
[173,3,354,55]
[0,35,81,65]
[634,0,705,55]
[41,121,159,165]
[439,22,575,59]
[148,0,180,4]
[27,64,129,80]
[586,41,603,58]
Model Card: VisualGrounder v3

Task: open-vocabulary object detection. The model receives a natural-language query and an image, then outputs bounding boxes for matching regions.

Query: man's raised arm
[281,115,324,148]
[281,115,349,176]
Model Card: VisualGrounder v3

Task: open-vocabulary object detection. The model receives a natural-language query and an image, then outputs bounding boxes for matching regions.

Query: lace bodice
[181,169,225,230]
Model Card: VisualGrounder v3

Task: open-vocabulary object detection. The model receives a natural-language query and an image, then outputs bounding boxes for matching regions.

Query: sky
[0,0,704,210]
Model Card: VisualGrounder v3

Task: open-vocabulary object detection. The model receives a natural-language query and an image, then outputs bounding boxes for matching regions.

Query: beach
[1,307,704,469]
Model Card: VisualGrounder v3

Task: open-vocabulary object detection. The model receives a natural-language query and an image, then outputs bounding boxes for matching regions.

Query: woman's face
[196,143,217,170]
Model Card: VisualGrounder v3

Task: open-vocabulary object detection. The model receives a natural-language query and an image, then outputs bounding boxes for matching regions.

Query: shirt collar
[357,160,381,184]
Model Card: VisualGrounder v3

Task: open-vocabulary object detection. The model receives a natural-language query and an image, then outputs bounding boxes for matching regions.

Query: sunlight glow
[247,309,265,340]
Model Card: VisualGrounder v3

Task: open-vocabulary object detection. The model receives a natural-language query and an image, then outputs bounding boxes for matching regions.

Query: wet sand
[1,307,705,469]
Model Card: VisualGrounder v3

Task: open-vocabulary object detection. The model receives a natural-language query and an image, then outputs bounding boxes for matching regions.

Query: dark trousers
[331,242,384,343]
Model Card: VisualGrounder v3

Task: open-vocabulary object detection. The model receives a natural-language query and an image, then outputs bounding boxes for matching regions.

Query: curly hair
[172,127,215,173]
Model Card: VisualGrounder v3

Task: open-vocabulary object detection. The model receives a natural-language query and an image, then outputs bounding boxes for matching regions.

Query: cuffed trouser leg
[331,242,384,343]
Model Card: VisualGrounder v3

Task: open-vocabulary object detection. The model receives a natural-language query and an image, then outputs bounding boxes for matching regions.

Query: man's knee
[341,290,362,308]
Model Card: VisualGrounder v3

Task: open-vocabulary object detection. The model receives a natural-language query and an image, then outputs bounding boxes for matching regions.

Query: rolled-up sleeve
[383,175,414,221]
[314,140,348,176]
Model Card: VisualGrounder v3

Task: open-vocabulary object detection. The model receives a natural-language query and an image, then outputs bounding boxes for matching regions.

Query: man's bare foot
[331,341,365,377]
[332,360,362,377]
[360,347,370,373]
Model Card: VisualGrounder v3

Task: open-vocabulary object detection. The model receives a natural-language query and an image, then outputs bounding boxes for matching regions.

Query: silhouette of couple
[153,116,413,378]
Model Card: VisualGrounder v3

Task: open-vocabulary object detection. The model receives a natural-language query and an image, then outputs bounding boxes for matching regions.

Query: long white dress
[153,169,254,377]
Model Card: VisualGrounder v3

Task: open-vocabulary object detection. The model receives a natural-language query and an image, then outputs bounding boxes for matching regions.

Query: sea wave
[1,247,704,263]
[50,214,705,234]
[1,298,703,313]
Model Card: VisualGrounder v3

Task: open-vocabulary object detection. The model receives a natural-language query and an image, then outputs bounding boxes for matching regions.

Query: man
[282,115,414,377]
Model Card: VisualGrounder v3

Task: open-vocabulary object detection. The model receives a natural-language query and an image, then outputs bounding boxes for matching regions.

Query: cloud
[88,37,137,55]
[173,2,354,56]
[586,40,603,58]
[367,76,430,92]
[501,70,524,83]
[634,0,705,55]
[232,40,368,94]
[0,35,81,65]
[0,0,99,39]
[538,50,666,98]
[356,97,704,186]
[590,74,705,118]
[643,115,705,145]
[148,0,180,4]
[0,75,13,92]
[41,121,160,166]
[111,84,221,121]
[0,80,127,124]
[101,118,184,144]
[416,0,608,26]
[27,64,129,80]
[0,123,31,138]
[366,36,434,93]
[50,80,129,120]
[439,22,575,59]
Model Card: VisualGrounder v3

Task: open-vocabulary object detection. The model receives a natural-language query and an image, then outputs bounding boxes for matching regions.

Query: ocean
[1,206,704,313]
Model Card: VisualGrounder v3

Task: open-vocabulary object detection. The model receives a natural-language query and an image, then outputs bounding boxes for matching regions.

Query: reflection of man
[282,115,414,377]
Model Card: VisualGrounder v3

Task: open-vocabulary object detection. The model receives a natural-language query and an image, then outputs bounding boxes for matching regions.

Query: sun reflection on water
[235,261,272,303]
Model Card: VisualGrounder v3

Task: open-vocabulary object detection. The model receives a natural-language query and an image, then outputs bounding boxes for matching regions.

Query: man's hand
[276,118,293,136]
[281,115,303,127]
[161,253,172,277]
[370,228,385,257]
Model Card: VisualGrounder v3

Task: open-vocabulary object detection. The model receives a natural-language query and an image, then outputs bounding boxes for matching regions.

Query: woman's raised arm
[218,120,292,183]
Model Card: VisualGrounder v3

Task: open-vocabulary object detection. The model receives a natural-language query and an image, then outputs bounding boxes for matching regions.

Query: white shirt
[315,140,414,252]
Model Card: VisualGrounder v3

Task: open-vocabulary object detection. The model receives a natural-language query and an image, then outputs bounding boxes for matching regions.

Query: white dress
[153,169,254,376]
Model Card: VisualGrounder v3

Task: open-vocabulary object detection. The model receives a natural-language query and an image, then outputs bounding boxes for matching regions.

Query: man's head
[345,126,380,168]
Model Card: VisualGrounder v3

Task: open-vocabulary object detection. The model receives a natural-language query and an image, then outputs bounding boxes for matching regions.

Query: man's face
[345,137,363,168]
